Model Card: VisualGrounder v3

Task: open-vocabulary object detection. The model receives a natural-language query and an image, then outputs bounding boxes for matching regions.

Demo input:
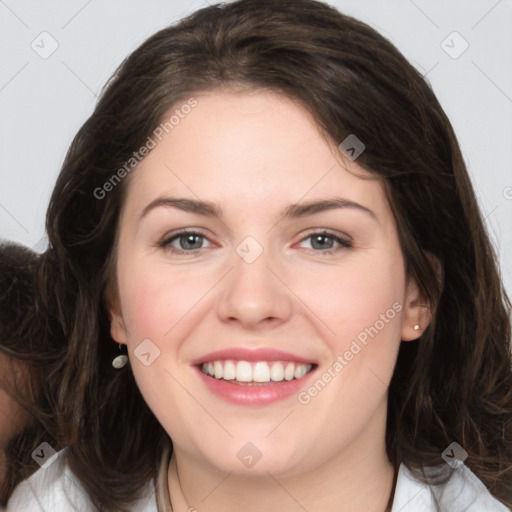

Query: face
[110,89,426,477]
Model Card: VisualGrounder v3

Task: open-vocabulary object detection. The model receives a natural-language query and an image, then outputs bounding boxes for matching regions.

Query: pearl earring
[413,324,421,332]
[112,344,128,369]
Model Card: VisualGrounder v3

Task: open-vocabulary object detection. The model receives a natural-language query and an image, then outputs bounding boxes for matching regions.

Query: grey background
[1,0,511,299]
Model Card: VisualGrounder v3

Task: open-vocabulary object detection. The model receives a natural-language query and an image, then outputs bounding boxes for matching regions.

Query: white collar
[7,447,509,511]
[391,462,509,511]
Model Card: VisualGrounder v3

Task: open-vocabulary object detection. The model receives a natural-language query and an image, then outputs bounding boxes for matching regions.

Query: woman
[0,243,63,506]
[7,0,512,510]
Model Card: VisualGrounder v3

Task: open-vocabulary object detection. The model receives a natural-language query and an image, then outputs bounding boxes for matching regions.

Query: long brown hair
[0,243,64,505]
[40,0,512,510]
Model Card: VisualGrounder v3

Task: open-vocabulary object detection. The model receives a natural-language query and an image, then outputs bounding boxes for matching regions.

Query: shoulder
[6,447,158,512]
[392,461,511,511]
[6,448,94,511]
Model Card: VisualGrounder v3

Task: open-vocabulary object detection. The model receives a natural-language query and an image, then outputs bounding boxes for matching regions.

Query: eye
[158,230,213,254]
[158,229,352,256]
[297,230,352,255]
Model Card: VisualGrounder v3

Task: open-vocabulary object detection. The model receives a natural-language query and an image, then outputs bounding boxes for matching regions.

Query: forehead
[121,89,388,222]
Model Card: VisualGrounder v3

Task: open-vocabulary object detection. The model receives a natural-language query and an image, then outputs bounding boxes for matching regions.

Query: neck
[166,399,397,512]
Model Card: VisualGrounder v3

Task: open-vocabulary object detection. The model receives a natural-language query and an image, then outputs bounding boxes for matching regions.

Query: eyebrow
[139,196,378,223]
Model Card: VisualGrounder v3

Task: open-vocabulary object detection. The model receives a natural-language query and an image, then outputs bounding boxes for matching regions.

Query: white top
[6,449,510,511]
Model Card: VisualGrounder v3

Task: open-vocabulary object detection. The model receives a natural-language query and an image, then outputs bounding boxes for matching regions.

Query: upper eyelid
[160,229,213,245]
[300,228,352,241]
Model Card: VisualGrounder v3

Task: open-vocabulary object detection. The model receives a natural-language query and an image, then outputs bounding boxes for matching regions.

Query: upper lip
[190,347,317,366]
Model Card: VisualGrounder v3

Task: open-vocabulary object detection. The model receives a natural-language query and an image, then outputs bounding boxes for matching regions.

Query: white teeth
[236,361,252,382]
[253,362,270,382]
[294,364,308,379]
[214,361,223,379]
[284,362,295,381]
[223,360,236,380]
[270,362,284,381]
[200,360,313,383]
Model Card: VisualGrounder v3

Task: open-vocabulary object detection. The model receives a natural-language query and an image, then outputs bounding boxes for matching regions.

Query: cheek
[295,251,405,346]
[117,256,205,342]
[290,254,405,441]
[119,275,169,340]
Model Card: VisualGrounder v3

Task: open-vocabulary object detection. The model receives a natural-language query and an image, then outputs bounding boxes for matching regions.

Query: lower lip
[194,366,317,406]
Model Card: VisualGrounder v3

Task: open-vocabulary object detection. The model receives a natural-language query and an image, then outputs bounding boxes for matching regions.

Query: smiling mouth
[199,360,316,385]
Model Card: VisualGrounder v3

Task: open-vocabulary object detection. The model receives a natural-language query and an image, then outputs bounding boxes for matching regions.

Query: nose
[216,242,293,330]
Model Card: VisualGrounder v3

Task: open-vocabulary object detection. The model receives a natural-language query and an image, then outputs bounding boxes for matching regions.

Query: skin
[110,88,431,512]
[0,354,30,485]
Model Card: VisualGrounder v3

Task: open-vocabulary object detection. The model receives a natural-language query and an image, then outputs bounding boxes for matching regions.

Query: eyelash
[158,229,353,256]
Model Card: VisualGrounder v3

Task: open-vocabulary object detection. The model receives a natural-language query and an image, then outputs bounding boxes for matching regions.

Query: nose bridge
[216,233,292,327]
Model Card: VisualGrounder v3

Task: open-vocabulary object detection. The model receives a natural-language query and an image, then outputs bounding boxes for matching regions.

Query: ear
[401,252,442,341]
[105,286,128,345]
